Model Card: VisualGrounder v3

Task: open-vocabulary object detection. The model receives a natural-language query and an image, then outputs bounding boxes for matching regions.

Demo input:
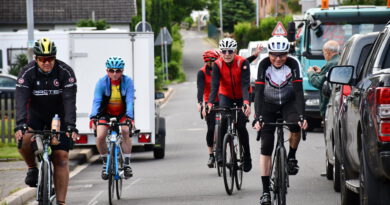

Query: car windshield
[309,23,385,55]
[0,76,16,87]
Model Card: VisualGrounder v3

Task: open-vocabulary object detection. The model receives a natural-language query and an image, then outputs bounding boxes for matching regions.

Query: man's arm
[197,70,205,103]
[254,58,269,118]
[308,71,326,90]
[241,60,250,104]
[246,55,257,64]
[208,63,220,105]
[125,77,135,119]
[59,63,77,127]
[15,62,34,125]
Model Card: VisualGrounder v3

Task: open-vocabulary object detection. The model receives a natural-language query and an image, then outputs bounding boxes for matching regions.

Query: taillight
[342,85,351,96]
[138,133,151,143]
[376,88,390,142]
[379,121,390,142]
[76,135,88,144]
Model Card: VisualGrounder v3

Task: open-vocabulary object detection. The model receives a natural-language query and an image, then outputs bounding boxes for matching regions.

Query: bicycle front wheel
[235,139,244,190]
[274,147,287,205]
[222,133,235,195]
[108,144,115,205]
[116,148,123,200]
[39,161,50,205]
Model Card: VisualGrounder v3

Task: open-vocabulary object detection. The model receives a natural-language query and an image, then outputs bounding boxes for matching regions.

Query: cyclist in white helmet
[253,36,308,205]
[207,37,253,172]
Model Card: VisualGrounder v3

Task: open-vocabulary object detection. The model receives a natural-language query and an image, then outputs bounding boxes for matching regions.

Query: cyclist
[198,47,263,168]
[90,56,134,180]
[14,37,79,205]
[207,37,252,172]
[253,36,308,205]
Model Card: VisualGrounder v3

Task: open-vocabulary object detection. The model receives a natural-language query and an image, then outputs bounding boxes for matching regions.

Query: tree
[171,0,207,23]
[208,0,255,33]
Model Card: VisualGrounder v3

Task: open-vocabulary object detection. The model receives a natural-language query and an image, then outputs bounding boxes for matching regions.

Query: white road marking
[87,190,103,205]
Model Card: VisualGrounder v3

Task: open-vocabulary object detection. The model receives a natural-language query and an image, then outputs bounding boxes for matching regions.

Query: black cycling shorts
[27,115,71,152]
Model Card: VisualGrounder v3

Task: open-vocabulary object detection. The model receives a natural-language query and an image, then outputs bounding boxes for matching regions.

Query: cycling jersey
[90,75,134,119]
[197,65,220,103]
[106,80,125,116]
[15,60,77,127]
[254,56,304,118]
[208,55,250,104]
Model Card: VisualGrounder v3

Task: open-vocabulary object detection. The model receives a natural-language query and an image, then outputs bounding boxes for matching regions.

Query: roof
[0,0,137,25]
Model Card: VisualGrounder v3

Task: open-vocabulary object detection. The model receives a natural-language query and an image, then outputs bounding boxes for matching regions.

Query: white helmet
[268,36,290,53]
[219,38,237,50]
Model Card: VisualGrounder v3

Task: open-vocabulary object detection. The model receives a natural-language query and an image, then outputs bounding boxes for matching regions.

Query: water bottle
[51,114,60,145]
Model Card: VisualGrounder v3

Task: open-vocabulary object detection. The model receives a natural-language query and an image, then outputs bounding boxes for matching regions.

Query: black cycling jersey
[15,60,77,127]
[254,56,304,118]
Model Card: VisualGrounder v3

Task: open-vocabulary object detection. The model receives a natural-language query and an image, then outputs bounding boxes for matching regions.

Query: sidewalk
[0,148,93,205]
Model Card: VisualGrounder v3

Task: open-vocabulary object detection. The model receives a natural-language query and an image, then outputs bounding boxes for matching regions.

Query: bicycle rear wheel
[108,144,115,205]
[273,147,287,205]
[116,147,123,200]
[214,123,222,177]
[222,133,235,195]
[235,138,244,190]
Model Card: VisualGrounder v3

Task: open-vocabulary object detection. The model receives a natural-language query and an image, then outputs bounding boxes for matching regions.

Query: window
[356,44,373,77]
[7,48,27,66]
[0,76,16,87]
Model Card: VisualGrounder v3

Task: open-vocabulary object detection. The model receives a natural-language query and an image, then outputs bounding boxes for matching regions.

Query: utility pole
[142,0,146,32]
[26,0,34,61]
[256,0,259,27]
[275,0,278,16]
[219,0,223,38]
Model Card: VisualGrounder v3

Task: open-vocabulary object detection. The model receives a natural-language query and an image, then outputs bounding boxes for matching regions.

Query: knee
[53,152,69,168]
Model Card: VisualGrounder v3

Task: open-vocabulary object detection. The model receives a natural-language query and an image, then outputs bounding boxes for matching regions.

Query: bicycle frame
[37,134,55,203]
[105,130,123,180]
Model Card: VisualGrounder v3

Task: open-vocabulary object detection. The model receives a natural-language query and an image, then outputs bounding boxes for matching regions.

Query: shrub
[8,53,28,76]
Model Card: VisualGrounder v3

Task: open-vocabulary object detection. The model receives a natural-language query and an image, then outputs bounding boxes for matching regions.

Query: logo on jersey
[243,66,248,70]
[18,78,24,84]
[53,79,59,87]
[69,77,75,83]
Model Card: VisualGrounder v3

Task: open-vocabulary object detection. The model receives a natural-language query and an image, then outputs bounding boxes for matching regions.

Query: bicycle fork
[106,131,124,180]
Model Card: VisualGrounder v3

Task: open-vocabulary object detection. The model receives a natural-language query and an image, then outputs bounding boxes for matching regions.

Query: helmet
[106,56,125,69]
[203,49,219,62]
[219,38,237,50]
[268,36,290,53]
[33,38,57,56]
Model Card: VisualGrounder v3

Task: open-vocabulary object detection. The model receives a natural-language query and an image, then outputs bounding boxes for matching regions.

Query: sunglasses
[269,53,288,58]
[221,50,234,55]
[36,56,55,63]
[107,69,123,73]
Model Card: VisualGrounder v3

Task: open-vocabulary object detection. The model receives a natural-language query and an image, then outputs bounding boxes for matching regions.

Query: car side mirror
[327,65,354,85]
[155,92,165,100]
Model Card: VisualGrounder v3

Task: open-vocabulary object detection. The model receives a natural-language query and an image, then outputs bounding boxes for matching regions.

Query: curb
[157,87,174,106]
[0,148,94,205]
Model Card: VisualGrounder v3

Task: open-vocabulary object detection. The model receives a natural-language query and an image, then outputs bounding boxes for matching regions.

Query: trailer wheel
[154,117,166,159]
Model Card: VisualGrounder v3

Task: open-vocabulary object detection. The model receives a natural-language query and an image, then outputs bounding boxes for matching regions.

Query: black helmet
[33,38,57,56]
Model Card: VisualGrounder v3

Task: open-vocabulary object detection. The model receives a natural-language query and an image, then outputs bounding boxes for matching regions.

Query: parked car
[0,73,17,95]
[328,23,390,205]
[324,32,378,194]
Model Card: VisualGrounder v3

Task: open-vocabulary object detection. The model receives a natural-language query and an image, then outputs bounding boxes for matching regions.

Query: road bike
[257,119,306,205]
[98,118,138,205]
[18,129,66,205]
[213,106,245,195]
[213,110,222,177]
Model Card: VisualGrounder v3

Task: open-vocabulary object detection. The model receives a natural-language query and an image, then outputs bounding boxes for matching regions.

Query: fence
[0,92,15,143]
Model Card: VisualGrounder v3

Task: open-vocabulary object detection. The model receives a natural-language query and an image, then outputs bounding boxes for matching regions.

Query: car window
[356,44,373,77]
[0,76,16,87]
[361,32,385,79]
[383,47,390,69]
[339,40,352,65]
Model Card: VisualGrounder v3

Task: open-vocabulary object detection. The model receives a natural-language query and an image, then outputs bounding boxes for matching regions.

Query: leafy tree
[208,0,255,33]
[287,0,301,13]
[76,19,110,30]
[171,0,207,23]
[8,53,28,76]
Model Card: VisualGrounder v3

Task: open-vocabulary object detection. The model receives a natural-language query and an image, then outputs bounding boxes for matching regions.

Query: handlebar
[255,121,307,141]
[17,129,66,149]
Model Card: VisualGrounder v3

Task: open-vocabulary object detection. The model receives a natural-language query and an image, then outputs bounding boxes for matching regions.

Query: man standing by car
[14,37,79,205]
[308,40,340,118]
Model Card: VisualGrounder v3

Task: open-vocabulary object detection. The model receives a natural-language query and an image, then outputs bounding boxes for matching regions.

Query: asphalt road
[28,30,340,205]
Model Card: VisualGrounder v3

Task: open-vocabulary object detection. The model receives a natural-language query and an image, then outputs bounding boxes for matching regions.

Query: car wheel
[333,154,340,192]
[340,151,358,205]
[326,158,333,180]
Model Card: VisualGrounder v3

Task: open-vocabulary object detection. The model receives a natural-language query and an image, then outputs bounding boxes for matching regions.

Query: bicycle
[18,128,66,205]
[213,106,245,195]
[213,110,222,177]
[98,118,138,205]
[256,119,306,205]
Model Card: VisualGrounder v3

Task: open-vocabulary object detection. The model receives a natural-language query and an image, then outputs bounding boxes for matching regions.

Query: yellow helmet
[33,38,57,56]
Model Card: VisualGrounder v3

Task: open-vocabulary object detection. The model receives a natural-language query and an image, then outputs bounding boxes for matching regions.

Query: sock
[261,176,270,193]
[209,153,214,157]
[288,146,297,159]
[124,154,131,165]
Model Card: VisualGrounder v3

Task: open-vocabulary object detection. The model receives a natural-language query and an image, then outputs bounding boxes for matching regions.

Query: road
[31,30,340,205]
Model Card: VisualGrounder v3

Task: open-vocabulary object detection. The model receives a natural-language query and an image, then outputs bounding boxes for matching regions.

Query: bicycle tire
[108,143,115,205]
[222,133,235,195]
[275,147,287,205]
[235,137,243,190]
[214,122,222,177]
[116,147,123,200]
[40,161,50,205]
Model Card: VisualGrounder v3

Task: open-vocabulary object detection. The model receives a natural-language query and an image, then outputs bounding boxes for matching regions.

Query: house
[0,0,137,31]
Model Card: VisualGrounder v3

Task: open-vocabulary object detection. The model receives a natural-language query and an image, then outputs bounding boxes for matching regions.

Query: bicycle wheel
[108,144,115,205]
[39,161,50,205]
[222,133,235,195]
[274,147,287,205]
[235,138,244,190]
[116,147,123,200]
[214,123,222,177]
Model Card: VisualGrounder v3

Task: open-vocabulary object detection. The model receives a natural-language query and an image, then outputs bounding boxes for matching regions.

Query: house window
[7,48,27,66]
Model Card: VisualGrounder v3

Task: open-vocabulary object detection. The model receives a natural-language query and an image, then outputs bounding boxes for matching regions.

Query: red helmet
[203,49,219,62]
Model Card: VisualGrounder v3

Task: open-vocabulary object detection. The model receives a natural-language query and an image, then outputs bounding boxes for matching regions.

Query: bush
[183,16,194,30]
[168,60,185,82]
[154,56,165,91]
[76,19,110,30]
[8,53,28,76]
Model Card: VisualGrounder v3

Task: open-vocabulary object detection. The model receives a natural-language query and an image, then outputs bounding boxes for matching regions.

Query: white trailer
[0,30,166,159]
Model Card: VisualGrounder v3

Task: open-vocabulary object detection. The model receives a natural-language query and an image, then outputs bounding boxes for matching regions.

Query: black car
[324,32,378,194]
[328,24,390,204]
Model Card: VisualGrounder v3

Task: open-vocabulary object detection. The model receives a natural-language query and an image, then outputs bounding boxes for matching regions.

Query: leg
[19,132,39,187]
[259,132,274,205]
[206,111,216,167]
[236,112,252,172]
[96,125,109,155]
[52,150,69,204]
[120,125,133,178]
